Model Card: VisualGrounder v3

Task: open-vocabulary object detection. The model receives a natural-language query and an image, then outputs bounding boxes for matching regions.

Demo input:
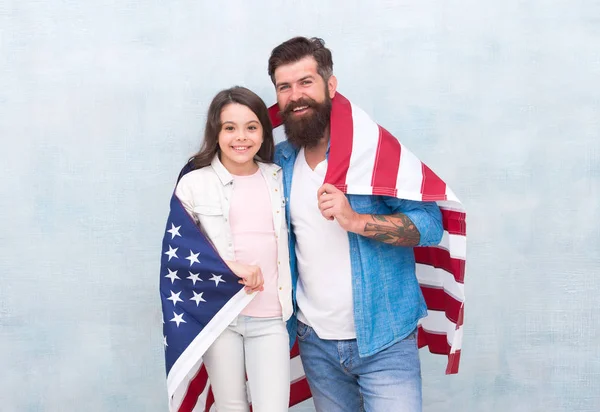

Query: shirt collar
[210,155,281,185]
[210,155,233,186]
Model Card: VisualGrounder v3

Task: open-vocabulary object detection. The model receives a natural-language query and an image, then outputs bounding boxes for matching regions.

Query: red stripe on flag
[420,286,462,324]
[289,377,312,406]
[441,209,467,236]
[290,340,300,358]
[204,387,215,412]
[414,247,465,284]
[456,303,465,327]
[417,326,462,374]
[417,325,450,354]
[446,350,461,374]
[268,104,282,128]
[371,126,400,197]
[178,365,209,412]
[324,94,353,192]
[421,163,446,201]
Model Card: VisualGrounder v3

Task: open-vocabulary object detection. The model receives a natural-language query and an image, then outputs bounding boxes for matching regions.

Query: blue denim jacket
[275,140,444,357]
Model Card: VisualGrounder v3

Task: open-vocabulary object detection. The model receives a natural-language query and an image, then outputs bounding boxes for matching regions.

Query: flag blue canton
[160,192,244,375]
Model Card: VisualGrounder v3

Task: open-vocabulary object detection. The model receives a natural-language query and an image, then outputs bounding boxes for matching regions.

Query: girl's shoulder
[257,161,282,176]
[176,165,220,191]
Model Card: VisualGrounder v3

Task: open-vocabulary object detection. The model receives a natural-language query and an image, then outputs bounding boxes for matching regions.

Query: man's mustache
[282,98,318,116]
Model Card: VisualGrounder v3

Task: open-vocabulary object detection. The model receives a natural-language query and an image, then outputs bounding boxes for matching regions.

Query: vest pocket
[193,205,222,216]
[193,205,224,243]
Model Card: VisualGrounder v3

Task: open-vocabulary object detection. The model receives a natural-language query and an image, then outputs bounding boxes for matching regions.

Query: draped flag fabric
[269,93,467,375]
[160,178,311,411]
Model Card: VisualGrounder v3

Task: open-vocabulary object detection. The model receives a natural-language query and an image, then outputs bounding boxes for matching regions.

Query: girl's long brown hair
[188,86,274,170]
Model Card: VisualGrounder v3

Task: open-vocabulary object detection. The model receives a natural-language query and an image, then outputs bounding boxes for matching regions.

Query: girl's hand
[225,261,265,294]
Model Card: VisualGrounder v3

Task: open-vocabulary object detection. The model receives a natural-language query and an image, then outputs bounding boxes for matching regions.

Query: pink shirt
[230,169,282,317]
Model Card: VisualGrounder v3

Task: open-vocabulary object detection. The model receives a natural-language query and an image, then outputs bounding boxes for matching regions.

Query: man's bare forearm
[353,213,421,246]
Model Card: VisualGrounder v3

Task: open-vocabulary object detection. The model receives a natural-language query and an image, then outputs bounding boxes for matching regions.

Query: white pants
[202,315,290,412]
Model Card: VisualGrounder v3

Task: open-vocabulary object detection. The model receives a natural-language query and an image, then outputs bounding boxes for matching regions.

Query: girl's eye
[248,126,257,131]
[224,126,234,131]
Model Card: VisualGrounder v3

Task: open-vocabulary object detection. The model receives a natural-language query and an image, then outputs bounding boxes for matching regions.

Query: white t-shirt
[290,148,356,340]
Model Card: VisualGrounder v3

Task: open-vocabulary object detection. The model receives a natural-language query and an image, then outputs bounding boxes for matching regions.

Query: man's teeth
[293,106,309,112]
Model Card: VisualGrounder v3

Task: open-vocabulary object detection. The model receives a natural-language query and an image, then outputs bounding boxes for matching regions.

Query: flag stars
[186,250,200,267]
[187,272,202,285]
[209,273,225,287]
[190,291,207,306]
[165,269,180,284]
[167,223,182,239]
[165,245,178,261]
[163,336,168,348]
[170,312,186,328]
[167,290,183,306]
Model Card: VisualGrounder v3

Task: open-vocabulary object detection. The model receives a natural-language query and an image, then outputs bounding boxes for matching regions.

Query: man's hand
[225,261,265,294]
[317,183,362,233]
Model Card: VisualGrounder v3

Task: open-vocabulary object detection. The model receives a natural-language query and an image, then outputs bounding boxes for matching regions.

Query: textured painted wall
[1,1,599,411]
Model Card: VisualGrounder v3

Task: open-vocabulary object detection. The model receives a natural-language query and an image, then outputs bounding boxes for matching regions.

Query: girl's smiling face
[217,103,264,175]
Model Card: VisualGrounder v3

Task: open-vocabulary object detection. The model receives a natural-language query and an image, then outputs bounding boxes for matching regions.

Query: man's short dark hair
[267,37,333,84]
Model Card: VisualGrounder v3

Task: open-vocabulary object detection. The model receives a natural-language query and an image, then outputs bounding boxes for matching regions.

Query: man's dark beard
[280,94,332,149]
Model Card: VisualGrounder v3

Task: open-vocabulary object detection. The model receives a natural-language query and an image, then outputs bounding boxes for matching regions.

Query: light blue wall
[1,1,599,411]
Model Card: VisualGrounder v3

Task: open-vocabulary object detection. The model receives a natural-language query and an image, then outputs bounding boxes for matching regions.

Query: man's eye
[278,85,289,91]
[301,80,312,85]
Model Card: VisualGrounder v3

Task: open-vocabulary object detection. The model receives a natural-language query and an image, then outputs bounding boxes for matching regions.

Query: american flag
[160,172,311,411]
[269,92,466,375]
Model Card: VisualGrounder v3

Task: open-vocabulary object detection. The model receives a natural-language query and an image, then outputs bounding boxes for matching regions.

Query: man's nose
[290,85,303,102]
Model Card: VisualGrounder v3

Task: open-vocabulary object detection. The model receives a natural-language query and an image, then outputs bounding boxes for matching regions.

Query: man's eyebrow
[276,75,315,88]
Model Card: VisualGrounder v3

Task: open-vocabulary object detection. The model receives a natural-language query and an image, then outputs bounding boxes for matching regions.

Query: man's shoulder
[274,141,297,164]
[275,140,295,154]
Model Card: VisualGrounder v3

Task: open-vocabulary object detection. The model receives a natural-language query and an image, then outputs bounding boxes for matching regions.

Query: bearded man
[269,37,445,412]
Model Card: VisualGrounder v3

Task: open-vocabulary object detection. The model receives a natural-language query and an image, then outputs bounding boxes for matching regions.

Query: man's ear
[328,75,338,98]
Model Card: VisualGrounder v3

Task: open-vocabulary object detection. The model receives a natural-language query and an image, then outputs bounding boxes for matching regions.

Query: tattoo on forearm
[363,214,421,246]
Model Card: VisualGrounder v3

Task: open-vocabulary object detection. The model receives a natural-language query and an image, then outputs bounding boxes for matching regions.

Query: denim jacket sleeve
[381,197,444,246]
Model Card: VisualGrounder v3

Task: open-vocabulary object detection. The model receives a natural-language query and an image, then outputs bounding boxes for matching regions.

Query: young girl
[175,86,292,412]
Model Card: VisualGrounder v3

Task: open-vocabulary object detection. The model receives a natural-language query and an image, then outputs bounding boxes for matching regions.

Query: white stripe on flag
[437,202,464,213]
[437,232,467,260]
[290,355,305,382]
[346,103,379,188]
[396,145,424,197]
[450,323,464,353]
[416,263,465,302]
[419,310,462,347]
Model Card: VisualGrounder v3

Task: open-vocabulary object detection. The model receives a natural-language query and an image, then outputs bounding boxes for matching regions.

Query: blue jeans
[297,321,422,412]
